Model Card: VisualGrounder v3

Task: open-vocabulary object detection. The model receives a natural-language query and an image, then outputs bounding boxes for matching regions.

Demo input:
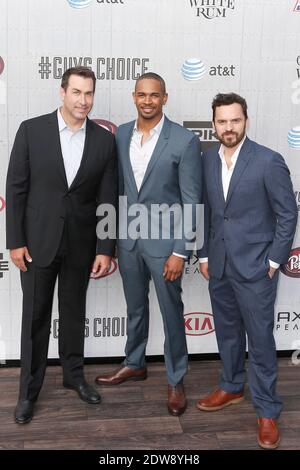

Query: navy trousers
[209,261,283,418]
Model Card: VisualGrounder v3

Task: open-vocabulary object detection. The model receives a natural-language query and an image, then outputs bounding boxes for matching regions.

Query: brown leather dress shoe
[167,384,187,416]
[196,388,244,411]
[257,418,280,449]
[95,366,147,386]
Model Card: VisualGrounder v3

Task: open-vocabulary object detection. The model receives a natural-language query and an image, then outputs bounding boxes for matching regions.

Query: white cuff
[172,252,188,260]
[199,257,208,263]
[269,259,280,269]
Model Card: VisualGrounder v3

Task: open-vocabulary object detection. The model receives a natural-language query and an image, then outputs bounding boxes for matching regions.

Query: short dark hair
[212,93,248,121]
[61,66,96,93]
[135,72,166,95]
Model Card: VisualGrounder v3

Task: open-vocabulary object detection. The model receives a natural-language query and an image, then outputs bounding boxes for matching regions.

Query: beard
[216,125,246,149]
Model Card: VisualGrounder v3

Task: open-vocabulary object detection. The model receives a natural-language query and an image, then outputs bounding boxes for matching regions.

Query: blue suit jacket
[116,116,203,257]
[198,137,298,281]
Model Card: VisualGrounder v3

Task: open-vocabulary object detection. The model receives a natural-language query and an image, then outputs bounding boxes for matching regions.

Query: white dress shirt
[130,115,165,192]
[130,115,185,260]
[57,108,86,188]
[219,136,246,200]
[200,136,279,269]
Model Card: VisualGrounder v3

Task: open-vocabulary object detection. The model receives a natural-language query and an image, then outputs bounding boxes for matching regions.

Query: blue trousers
[209,261,283,418]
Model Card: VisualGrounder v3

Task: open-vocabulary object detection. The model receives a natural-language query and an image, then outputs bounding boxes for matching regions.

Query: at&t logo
[288,127,300,149]
[181,58,236,81]
[67,0,92,8]
[67,0,124,7]
[182,58,206,81]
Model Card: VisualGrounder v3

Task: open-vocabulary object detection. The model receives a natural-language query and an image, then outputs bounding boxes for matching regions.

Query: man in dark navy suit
[197,93,297,449]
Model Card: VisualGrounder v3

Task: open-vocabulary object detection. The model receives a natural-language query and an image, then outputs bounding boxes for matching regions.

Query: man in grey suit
[197,93,297,449]
[95,73,202,415]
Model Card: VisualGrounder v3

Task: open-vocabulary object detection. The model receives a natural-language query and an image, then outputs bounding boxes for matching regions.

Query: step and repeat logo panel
[1,0,300,358]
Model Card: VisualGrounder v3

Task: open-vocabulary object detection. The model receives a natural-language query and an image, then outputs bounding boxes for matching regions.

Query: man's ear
[60,86,66,102]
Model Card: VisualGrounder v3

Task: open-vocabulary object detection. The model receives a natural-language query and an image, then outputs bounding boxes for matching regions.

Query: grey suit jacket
[198,137,298,281]
[116,116,203,257]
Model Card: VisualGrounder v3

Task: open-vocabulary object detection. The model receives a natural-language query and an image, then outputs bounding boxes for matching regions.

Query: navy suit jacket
[198,137,298,281]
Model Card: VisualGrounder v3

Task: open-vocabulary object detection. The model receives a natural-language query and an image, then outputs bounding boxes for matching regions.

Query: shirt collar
[133,114,165,136]
[218,135,247,166]
[57,108,86,133]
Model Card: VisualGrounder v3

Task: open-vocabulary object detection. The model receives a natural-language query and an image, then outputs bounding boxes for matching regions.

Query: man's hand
[91,255,112,279]
[268,266,277,279]
[10,247,32,272]
[163,255,185,282]
[200,261,210,281]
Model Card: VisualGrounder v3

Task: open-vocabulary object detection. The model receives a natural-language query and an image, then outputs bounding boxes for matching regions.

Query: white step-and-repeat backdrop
[0,0,300,361]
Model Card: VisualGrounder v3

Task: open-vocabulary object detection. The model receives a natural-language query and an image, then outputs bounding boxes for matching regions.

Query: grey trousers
[118,244,188,386]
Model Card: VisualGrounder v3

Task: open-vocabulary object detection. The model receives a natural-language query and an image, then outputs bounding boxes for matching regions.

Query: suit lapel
[68,117,93,191]
[225,137,253,207]
[214,144,226,205]
[138,116,170,193]
[122,121,139,198]
[48,111,68,189]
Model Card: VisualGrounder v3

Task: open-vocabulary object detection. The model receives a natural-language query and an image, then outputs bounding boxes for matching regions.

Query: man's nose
[79,94,87,105]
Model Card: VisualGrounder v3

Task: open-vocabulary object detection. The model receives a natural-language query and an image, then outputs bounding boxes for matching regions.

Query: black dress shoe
[63,381,101,404]
[14,399,35,424]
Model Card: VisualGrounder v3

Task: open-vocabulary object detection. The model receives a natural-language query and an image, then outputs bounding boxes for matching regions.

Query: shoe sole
[14,416,32,425]
[63,384,102,404]
[95,374,147,386]
[168,404,187,417]
[196,396,244,411]
[257,437,280,450]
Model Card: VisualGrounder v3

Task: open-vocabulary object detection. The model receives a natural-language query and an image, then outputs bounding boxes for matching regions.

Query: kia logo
[0,197,5,212]
[92,119,118,135]
[184,312,215,336]
[280,247,300,278]
[90,258,118,279]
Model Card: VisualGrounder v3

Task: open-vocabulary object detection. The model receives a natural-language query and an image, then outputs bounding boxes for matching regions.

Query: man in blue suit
[197,93,297,449]
[95,73,202,416]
